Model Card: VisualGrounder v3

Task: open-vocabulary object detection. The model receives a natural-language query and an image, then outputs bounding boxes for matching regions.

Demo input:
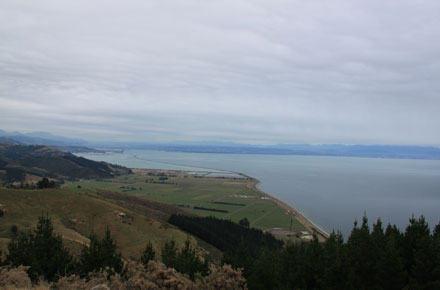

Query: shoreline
[132,167,330,241]
[237,172,330,241]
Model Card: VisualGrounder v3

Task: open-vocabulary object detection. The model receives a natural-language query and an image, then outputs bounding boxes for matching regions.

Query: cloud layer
[1,0,439,145]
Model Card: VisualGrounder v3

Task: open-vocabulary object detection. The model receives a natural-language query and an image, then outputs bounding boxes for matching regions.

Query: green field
[65,169,305,232]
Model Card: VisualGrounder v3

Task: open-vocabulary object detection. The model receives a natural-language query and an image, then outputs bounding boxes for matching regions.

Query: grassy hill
[0,187,220,262]
[0,144,131,186]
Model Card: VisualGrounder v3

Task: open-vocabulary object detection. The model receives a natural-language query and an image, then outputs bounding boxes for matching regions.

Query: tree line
[168,214,283,257]
[170,214,440,290]
[2,213,439,289]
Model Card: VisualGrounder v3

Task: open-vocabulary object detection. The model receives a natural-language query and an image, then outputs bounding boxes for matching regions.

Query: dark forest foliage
[3,213,440,289]
[171,214,440,290]
[36,177,57,189]
[169,214,283,256]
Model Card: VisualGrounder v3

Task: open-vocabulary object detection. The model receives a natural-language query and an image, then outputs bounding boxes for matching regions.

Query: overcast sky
[0,0,439,145]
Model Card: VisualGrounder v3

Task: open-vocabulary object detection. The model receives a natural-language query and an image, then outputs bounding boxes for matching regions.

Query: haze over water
[79,150,440,238]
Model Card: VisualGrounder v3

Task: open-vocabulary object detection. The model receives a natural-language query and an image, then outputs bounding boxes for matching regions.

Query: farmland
[65,169,305,232]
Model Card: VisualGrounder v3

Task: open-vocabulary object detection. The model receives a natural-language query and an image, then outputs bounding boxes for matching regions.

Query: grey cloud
[0,0,439,145]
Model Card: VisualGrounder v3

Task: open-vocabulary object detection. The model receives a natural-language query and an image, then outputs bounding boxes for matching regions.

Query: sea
[77,150,440,238]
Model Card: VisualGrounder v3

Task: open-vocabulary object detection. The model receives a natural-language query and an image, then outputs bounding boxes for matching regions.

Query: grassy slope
[65,169,305,232]
[0,187,205,261]
[1,169,304,263]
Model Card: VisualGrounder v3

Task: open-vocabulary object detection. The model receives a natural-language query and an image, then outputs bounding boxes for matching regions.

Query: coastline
[238,172,330,241]
[132,165,331,241]
[78,148,332,241]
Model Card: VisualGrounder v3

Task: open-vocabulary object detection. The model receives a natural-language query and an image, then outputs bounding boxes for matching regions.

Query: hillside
[0,187,219,262]
[0,144,131,185]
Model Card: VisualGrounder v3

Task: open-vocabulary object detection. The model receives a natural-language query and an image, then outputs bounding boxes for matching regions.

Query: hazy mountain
[0,130,88,146]
[2,129,440,159]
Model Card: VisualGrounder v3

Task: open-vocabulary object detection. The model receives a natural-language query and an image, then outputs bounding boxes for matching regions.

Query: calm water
[78,150,440,238]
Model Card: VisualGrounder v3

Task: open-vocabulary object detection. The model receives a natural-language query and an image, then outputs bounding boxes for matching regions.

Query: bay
[77,150,440,238]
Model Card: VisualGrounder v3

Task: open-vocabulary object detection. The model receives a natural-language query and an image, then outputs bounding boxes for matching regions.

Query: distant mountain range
[147,143,440,160]
[0,129,87,146]
[0,143,132,185]
[1,129,440,160]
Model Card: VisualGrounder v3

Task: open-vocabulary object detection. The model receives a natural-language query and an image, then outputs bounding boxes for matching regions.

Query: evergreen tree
[345,216,375,290]
[37,177,56,189]
[404,216,436,290]
[161,239,208,280]
[100,228,123,273]
[5,215,73,282]
[431,222,440,288]
[79,228,123,276]
[319,231,346,290]
[247,247,281,290]
[140,240,155,267]
[222,239,252,278]
[239,217,250,228]
[176,239,209,280]
[281,241,307,290]
[379,223,406,290]
[161,239,178,269]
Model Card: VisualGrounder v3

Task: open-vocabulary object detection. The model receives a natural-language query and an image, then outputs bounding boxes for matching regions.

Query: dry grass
[0,261,247,290]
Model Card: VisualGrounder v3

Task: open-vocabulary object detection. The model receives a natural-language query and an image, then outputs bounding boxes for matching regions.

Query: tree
[79,228,123,276]
[37,177,56,189]
[161,239,178,270]
[176,240,209,280]
[161,239,209,280]
[403,216,436,290]
[140,241,155,267]
[345,215,375,290]
[247,247,281,290]
[239,217,250,228]
[5,215,73,282]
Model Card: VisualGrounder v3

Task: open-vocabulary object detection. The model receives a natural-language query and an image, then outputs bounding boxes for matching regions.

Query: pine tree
[320,231,346,290]
[176,239,209,279]
[403,215,435,290]
[247,247,281,290]
[345,216,375,290]
[5,215,73,282]
[378,223,406,290]
[79,228,123,276]
[239,217,250,228]
[140,241,155,267]
[431,223,440,288]
[161,239,208,280]
[100,228,123,274]
[161,239,178,269]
